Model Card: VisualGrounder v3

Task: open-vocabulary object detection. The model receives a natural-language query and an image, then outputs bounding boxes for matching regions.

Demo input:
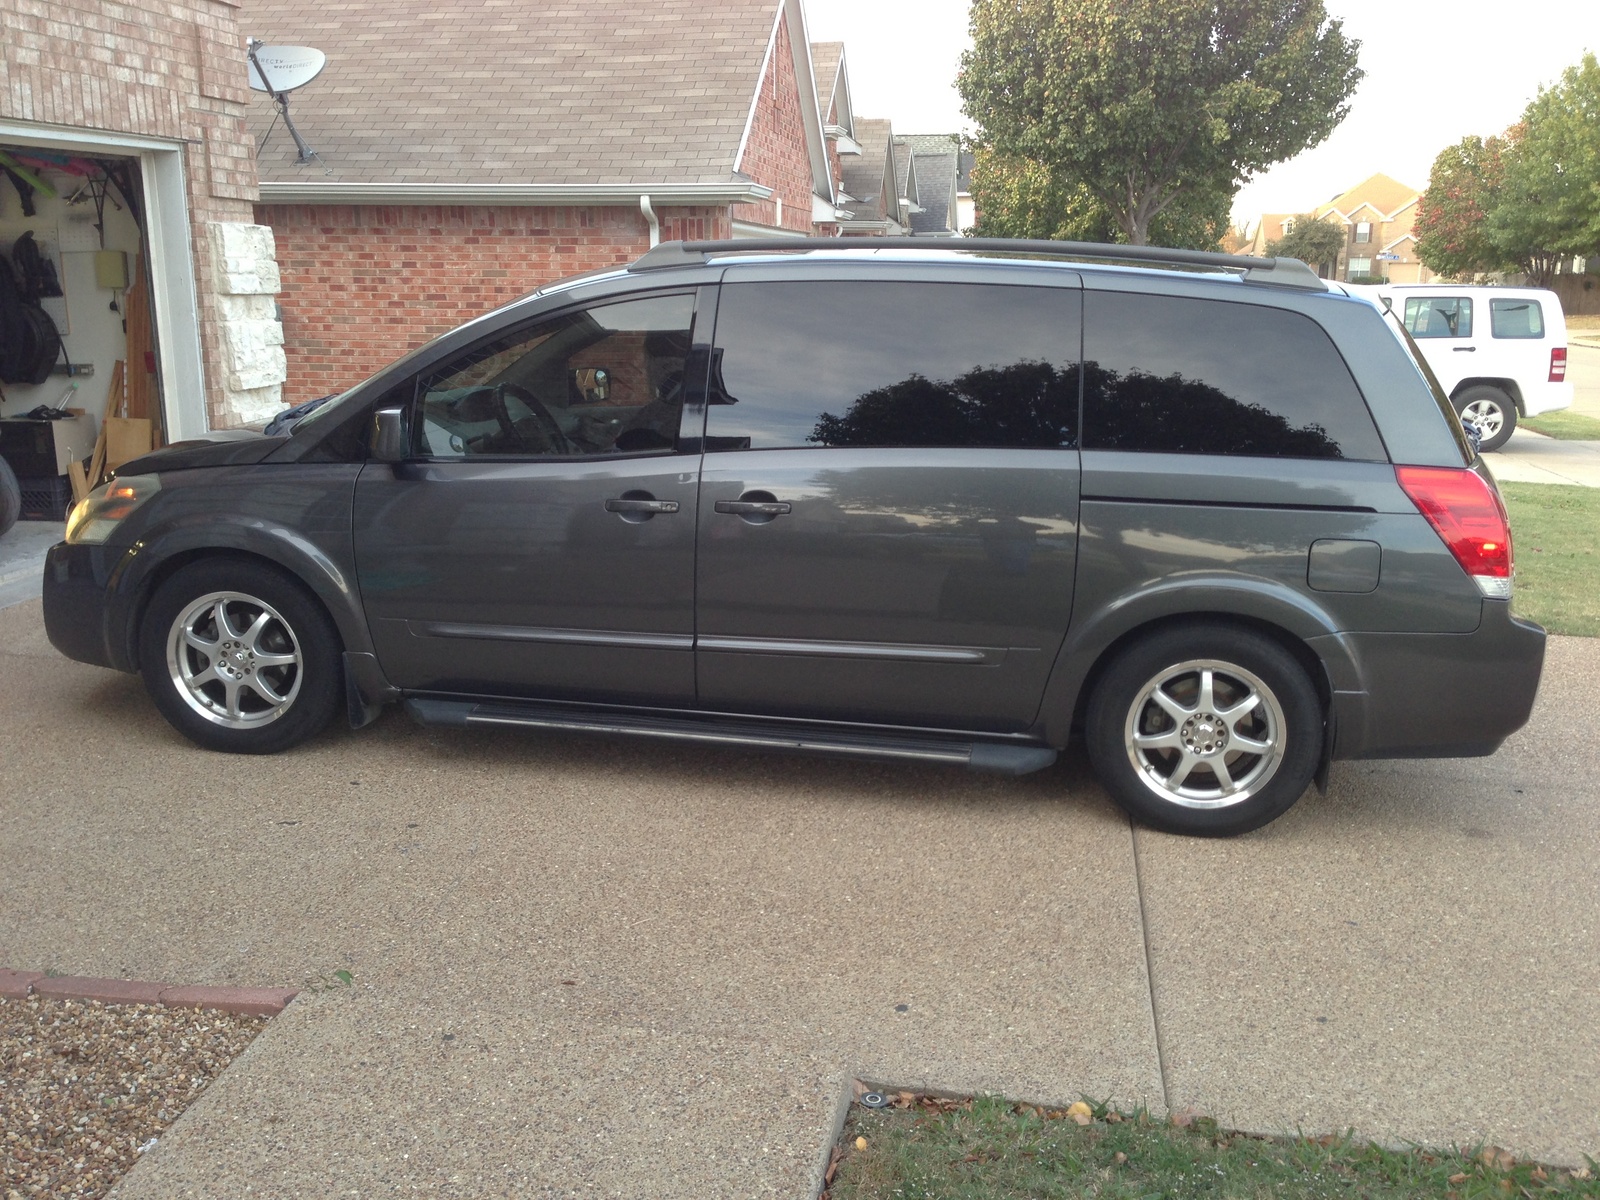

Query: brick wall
[257,202,730,404]
[1,0,263,427]
[732,12,816,234]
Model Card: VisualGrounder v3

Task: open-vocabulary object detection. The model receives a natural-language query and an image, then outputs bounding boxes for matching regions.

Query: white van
[1341,283,1572,451]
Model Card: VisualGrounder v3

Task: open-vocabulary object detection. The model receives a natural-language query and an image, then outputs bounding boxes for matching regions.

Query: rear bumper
[42,542,134,672]
[1522,379,1573,417]
[1312,601,1546,759]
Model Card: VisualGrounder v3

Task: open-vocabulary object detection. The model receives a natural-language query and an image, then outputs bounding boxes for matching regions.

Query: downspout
[640,194,660,248]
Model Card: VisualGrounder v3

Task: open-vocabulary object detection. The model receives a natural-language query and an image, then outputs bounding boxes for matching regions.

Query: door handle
[714,500,792,516]
[605,498,679,514]
[1452,345,1476,351]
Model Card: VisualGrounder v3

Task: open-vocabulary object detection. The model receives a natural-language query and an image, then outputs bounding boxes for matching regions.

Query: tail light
[1550,347,1567,382]
[1396,466,1513,599]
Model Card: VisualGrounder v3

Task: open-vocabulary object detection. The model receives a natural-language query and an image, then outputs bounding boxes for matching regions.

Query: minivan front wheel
[139,559,341,754]
[1085,625,1322,836]
[1455,385,1516,452]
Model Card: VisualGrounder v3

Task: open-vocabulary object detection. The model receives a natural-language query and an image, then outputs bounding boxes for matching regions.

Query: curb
[0,967,297,1017]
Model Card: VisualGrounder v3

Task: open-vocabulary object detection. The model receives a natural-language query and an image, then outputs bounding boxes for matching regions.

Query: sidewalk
[1486,428,1600,487]
[1,596,1597,1197]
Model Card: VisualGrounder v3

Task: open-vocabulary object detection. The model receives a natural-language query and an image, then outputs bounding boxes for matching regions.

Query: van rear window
[1490,298,1544,339]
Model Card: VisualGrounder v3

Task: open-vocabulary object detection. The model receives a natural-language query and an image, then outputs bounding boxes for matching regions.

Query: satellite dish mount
[247,40,326,166]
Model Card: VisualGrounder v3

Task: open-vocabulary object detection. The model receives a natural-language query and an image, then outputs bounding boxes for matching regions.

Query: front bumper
[42,541,136,673]
[1311,600,1546,760]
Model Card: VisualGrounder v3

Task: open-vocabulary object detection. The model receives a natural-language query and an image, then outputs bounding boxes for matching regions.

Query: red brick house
[246,0,841,403]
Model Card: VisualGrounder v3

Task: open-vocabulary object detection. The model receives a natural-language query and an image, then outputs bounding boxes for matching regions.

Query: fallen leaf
[894,1092,914,1109]
[851,1080,869,1098]
[1106,1112,1124,1123]
[1066,1100,1093,1125]
[1572,1167,1592,1180]
[1114,1152,1128,1165]
[855,1137,867,1152]
[1449,1173,1468,1184]
[1170,1107,1198,1129]
[1532,1166,1547,1182]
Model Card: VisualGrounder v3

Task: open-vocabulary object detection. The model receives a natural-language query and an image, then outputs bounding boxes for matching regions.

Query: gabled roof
[1314,173,1420,223]
[902,134,958,234]
[841,117,894,213]
[245,0,813,191]
[810,41,843,121]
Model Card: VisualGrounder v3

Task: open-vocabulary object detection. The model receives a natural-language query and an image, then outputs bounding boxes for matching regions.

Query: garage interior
[0,144,165,521]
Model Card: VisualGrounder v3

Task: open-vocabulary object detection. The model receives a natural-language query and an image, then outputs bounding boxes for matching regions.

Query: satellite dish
[247,45,327,94]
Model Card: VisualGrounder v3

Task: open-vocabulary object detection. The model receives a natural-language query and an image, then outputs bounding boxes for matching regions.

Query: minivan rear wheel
[1455,385,1516,452]
[1085,624,1322,836]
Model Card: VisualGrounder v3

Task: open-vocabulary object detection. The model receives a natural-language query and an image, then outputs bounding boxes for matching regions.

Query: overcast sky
[800,0,1600,229]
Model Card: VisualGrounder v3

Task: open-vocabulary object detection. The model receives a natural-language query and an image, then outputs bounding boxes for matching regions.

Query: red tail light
[1396,466,1513,598]
[1550,347,1567,382]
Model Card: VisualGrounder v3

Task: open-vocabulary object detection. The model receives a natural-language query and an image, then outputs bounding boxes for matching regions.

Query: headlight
[65,475,161,545]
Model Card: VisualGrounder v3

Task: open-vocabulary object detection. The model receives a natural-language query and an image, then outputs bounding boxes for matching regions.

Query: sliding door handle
[714,500,792,516]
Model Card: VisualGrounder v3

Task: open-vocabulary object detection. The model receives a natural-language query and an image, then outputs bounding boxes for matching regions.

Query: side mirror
[370,407,408,462]
[570,367,611,404]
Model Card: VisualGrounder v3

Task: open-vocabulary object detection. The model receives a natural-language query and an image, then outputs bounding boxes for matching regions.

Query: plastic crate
[18,474,72,522]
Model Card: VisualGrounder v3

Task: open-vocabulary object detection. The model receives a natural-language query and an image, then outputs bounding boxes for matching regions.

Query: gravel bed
[1,994,268,1199]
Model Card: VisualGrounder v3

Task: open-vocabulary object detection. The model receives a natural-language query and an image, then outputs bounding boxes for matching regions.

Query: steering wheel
[493,382,575,455]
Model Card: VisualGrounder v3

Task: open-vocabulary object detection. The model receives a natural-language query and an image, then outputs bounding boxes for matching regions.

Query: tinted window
[1490,298,1544,339]
[414,294,695,458]
[1082,292,1386,461]
[707,282,1080,451]
[1404,296,1473,339]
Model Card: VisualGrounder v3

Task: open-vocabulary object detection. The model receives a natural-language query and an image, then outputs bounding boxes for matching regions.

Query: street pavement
[1,595,1598,1196]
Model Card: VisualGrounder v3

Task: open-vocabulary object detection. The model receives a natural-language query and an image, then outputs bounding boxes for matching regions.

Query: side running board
[404,698,1058,776]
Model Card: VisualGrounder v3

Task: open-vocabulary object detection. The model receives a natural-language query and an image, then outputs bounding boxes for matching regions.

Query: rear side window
[1082,292,1386,461]
[1490,298,1544,339]
[1404,296,1473,339]
[706,281,1080,451]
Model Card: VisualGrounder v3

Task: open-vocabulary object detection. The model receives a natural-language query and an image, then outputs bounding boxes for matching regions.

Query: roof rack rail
[628,237,1326,291]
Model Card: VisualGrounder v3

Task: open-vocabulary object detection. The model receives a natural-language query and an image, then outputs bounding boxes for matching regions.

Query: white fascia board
[1386,196,1420,220]
[733,5,783,176]
[1382,233,1415,252]
[256,181,774,206]
[783,0,836,202]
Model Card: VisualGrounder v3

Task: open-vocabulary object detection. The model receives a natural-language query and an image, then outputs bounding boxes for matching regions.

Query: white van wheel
[1455,386,1516,452]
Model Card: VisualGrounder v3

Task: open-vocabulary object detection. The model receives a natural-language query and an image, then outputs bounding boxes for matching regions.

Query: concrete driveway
[1,597,1597,1197]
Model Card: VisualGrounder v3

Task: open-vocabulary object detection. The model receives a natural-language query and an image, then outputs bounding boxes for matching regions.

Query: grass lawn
[1502,483,1600,637]
[825,1094,1600,1199]
[1520,410,1600,440]
[1566,314,1600,332]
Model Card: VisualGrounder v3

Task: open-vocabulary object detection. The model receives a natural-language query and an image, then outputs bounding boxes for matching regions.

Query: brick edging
[0,968,297,1017]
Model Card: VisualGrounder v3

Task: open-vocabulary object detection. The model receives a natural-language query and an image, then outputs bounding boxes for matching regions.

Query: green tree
[1415,134,1514,280]
[959,0,1362,245]
[1265,213,1346,273]
[1489,52,1600,286]
[969,145,1232,249]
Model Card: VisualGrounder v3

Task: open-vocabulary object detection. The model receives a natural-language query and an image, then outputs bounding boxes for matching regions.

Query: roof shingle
[244,0,781,185]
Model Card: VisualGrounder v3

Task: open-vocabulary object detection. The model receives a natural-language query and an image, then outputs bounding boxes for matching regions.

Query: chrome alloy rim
[166,591,303,729]
[1460,398,1505,440]
[1123,658,1286,809]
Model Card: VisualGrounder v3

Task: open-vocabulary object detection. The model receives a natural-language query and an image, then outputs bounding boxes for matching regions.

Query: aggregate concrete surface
[2,596,1598,1195]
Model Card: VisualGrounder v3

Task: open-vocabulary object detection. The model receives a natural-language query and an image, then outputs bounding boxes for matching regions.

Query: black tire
[0,455,18,539]
[1454,385,1517,453]
[139,557,342,754]
[1085,623,1323,836]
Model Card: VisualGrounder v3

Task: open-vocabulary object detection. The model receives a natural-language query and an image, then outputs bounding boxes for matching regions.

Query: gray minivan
[42,239,1545,835]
